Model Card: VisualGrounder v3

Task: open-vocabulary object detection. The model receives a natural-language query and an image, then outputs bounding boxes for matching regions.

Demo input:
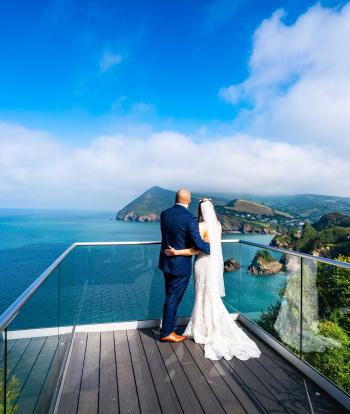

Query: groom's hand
[164,246,177,256]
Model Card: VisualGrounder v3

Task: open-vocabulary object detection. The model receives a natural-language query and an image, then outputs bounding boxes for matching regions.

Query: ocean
[0,209,286,330]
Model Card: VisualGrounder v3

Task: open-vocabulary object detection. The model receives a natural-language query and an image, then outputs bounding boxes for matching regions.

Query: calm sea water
[0,209,286,329]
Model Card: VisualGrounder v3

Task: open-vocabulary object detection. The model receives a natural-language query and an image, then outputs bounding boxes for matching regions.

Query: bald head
[175,188,191,205]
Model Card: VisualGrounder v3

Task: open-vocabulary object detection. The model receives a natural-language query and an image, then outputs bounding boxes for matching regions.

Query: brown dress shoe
[160,332,186,343]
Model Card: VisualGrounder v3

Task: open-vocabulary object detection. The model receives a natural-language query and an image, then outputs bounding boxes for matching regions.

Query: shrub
[255,249,275,263]
[0,369,19,413]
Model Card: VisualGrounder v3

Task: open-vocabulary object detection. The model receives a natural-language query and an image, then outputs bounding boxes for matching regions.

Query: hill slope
[116,186,286,233]
[248,194,350,220]
[226,199,293,218]
[270,212,350,258]
[116,186,176,222]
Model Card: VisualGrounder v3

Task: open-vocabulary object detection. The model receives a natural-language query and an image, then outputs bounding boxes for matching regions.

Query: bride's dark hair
[198,198,212,222]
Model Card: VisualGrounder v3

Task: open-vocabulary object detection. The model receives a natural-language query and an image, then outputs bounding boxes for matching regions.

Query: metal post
[300,257,303,358]
[58,263,61,376]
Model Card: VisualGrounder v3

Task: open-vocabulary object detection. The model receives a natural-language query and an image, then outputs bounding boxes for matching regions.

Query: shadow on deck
[55,323,347,414]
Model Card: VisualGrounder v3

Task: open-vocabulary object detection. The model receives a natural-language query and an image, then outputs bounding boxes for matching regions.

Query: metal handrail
[0,238,349,331]
[0,243,76,331]
[240,240,350,270]
[0,241,167,331]
[75,241,162,246]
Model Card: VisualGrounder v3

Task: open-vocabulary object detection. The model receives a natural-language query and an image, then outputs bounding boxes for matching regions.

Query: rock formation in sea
[224,258,241,272]
[248,250,283,275]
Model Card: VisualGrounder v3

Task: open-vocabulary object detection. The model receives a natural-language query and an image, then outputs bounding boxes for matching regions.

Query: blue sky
[0,0,345,135]
[1,0,350,207]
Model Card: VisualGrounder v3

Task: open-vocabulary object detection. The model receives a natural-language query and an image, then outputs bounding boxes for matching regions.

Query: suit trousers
[160,272,190,338]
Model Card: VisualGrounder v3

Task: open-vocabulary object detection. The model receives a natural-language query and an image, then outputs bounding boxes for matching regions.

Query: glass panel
[301,257,350,396]
[58,249,76,373]
[239,243,302,356]
[60,244,195,326]
[221,241,241,313]
[57,242,245,329]
[5,267,59,414]
[1,329,4,413]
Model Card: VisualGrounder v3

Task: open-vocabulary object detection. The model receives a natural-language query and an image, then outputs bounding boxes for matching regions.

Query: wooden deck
[56,323,348,414]
[3,334,69,414]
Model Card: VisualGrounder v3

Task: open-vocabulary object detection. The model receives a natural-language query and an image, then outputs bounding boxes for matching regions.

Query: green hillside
[192,192,350,220]
[116,187,350,237]
[248,194,350,220]
[116,186,228,222]
[116,186,176,221]
[116,186,289,233]
[270,212,350,258]
[225,199,293,218]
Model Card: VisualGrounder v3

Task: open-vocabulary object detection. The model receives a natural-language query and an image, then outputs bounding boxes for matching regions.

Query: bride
[165,198,261,361]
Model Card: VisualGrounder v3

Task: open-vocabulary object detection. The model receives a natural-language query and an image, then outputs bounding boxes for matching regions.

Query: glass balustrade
[0,239,349,413]
[4,267,60,414]
[1,330,4,413]
[300,256,350,396]
[238,243,302,356]
[220,241,241,313]
[59,244,194,326]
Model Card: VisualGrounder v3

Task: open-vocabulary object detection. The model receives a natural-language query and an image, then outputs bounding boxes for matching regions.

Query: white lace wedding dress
[184,201,261,361]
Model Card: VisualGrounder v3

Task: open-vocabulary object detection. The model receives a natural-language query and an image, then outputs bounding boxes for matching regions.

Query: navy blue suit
[159,204,210,337]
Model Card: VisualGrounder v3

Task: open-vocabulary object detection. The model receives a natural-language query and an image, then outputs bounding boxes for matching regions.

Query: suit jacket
[158,204,210,276]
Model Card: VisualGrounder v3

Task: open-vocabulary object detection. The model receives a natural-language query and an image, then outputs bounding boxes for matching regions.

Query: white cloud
[2,4,350,209]
[99,51,122,73]
[0,121,349,209]
[220,3,350,152]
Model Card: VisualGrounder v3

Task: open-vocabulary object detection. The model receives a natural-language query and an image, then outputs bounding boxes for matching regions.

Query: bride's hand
[164,246,177,256]
[202,231,209,243]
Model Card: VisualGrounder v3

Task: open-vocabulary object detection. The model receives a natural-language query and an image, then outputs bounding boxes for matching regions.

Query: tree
[254,249,275,263]
[316,256,350,332]
[0,369,19,413]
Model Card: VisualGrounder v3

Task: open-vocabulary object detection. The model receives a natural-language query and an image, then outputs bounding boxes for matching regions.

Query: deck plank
[171,340,226,414]
[127,330,161,414]
[99,331,118,414]
[57,333,71,368]
[227,356,286,413]
[77,332,100,414]
[35,338,60,414]
[242,356,309,414]
[57,332,87,414]
[16,335,58,414]
[139,329,182,413]
[153,332,204,414]
[114,330,140,414]
[185,339,246,414]
[209,357,265,414]
[11,337,46,406]
[35,334,70,414]
[238,321,348,413]
[55,325,349,414]
[7,338,31,377]
[0,339,17,363]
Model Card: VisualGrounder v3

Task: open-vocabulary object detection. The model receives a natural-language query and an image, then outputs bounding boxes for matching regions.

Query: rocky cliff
[116,186,177,222]
[116,186,283,234]
[248,250,283,275]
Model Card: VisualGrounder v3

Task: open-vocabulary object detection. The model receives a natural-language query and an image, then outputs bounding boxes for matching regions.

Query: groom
[158,188,210,342]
